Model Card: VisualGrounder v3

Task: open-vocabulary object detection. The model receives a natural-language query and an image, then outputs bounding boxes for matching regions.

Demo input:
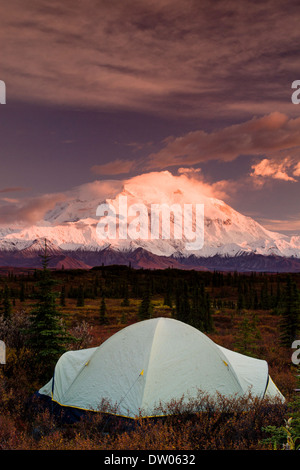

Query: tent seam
[139,317,162,412]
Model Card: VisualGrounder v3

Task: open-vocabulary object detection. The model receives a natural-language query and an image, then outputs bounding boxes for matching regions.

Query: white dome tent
[38,317,284,420]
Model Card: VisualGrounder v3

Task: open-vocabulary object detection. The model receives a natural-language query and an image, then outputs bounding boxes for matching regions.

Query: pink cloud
[0,179,126,226]
[293,162,300,177]
[256,217,300,233]
[120,170,229,203]
[75,180,124,201]
[0,187,27,193]
[0,193,66,225]
[146,113,300,169]
[251,157,298,182]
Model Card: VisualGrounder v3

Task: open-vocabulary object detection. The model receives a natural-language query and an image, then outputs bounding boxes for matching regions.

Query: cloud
[177,167,202,175]
[146,113,300,169]
[2,1,300,118]
[293,162,300,177]
[0,193,66,225]
[119,169,229,203]
[0,179,127,225]
[0,187,27,193]
[91,159,137,176]
[250,157,298,183]
[75,179,124,201]
[256,217,300,234]
[0,198,19,204]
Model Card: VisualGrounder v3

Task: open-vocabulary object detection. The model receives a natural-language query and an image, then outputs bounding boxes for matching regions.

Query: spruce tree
[234,312,261,357]
[121,282,130,307]
[280,276,300,347]
[26,240,71,378]
[60,284,66,307]
[76,284,85,307]
[138,279,153,321]
[163,278,173,308]
[99,295,108,325]
[19,282,25,302]
[2,285,12,320]
[237,280,245,312]
[93,275,99,297]
[189,285,204,331]
[175,281,190,324]
[202,289,214,333]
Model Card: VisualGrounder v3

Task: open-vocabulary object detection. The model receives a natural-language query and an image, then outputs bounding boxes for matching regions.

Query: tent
[38,317,284,420]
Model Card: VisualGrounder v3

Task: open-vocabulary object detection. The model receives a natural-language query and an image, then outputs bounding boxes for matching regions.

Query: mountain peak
[0,172,299,266]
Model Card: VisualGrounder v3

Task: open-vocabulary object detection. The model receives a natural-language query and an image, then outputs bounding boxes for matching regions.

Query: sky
[1,0,300,235]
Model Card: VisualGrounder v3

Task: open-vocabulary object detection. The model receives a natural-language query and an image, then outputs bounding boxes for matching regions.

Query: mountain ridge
[0,239,299,272]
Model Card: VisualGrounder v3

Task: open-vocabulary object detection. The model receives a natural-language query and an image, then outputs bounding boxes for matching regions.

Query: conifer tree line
[211,270,291,312]
[174,279,213,333]
[12,266,298,315]
[279,275,300,347]
[2,266,300,318]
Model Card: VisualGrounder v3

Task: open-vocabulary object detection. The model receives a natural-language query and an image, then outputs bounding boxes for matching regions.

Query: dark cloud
[1,0,300,119]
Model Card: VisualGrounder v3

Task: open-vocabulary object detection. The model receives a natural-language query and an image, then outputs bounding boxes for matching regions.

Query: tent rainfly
[38,317,284,420]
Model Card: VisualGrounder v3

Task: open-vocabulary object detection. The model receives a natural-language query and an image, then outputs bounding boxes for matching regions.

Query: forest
[0,261,299,450]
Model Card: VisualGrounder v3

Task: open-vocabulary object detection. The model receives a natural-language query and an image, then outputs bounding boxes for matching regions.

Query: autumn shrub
[84,394,285,451]
[0,311,40,409]
[0,376,290,450]
[0,413,24,450]
[0,309,31,350]
[67,320,94,350]
[31,392,286,451]
[149,392,287,450]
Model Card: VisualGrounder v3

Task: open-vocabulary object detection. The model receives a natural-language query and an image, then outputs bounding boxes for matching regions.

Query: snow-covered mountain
[0,171,299,271]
